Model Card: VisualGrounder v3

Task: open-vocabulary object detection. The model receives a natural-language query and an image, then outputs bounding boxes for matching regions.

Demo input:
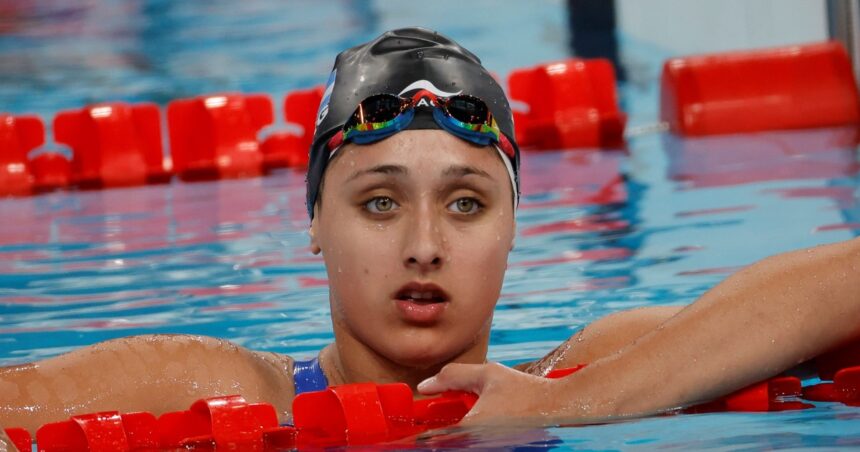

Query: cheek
[320,218,399,306]
[447,220,513,300]
[455,234,508,274]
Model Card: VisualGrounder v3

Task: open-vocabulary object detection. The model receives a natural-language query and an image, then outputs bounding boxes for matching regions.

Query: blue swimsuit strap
[293,357,329,395]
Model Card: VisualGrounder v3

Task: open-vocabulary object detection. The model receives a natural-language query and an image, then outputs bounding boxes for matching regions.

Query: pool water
[3,1,860,449]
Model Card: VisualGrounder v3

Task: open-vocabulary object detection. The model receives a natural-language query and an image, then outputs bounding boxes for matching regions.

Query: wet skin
[310,129,516,389]
[0,129,683,434]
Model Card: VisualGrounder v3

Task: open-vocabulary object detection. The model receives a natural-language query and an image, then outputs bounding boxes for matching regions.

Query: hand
[418,362,605,426]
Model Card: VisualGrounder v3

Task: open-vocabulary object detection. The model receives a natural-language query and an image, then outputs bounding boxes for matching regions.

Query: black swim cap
[305,27,521,219]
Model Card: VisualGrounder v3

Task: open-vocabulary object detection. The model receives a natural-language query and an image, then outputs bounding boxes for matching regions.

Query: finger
[417,363,489,395]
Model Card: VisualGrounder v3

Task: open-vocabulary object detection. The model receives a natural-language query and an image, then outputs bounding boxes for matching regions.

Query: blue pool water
[3,1,860,449]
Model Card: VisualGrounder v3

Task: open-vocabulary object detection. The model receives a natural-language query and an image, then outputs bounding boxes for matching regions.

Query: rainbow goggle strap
[326,92,516,159]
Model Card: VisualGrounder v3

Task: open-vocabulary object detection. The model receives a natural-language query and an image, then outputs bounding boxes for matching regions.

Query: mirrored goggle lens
[443,95,491,125]
[347,94,408,127]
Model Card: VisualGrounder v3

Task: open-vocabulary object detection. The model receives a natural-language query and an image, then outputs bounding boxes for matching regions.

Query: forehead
[325,129,506,181]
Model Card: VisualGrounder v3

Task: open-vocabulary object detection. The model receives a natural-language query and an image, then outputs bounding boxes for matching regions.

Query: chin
[380,335,463,370]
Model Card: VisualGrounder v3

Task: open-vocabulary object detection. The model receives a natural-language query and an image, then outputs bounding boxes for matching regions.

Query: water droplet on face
[337,266,342,273]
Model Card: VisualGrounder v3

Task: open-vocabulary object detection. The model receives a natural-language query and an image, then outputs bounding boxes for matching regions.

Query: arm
[516,306,684,375]
[421,237,860,424]
[0,335,295,433]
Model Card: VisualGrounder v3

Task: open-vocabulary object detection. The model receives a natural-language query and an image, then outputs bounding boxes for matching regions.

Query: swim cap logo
[315,69,337,128]
[398,80,462,98]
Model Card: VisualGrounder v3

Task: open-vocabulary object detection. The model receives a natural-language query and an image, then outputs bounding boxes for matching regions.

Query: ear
[309,211,322,255]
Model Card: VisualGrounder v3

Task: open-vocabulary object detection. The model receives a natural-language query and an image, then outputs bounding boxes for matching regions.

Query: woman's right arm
[0,334,296,433]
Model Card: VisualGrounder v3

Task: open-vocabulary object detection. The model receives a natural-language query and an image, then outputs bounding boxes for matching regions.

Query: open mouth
[394,283,450,304]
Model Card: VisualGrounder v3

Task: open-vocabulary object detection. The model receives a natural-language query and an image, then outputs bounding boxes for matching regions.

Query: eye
[448,197,482,214]
[365,196,398,213]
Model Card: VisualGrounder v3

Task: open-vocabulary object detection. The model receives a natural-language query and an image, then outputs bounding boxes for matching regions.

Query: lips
[393,282,450,323]
[395,283,450,303]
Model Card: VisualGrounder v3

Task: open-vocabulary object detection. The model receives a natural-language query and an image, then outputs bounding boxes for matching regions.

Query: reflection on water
[665,127,860,189]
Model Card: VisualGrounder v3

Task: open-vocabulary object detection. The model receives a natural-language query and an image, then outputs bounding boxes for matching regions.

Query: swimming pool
[3,0,860,449]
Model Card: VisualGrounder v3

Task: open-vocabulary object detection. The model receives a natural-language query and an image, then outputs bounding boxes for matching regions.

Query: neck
[320,327,490,393]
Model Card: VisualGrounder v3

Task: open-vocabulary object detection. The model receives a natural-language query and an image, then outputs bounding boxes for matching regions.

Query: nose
[403,205,446,272]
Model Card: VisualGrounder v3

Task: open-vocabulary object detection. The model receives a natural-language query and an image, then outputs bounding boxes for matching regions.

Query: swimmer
[2,27,860,438]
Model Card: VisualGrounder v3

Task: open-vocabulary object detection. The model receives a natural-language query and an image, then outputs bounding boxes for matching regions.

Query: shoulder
[517,306,684,375]
[136,335,299,414]
[111,335,299,418]
[1,334,300,428]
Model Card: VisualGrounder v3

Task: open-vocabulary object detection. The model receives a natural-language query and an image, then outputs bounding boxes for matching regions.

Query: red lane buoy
[30,152,72,192]
[167,93,274,181]
[507,58,626,151]
[0,113,44,196]
[260,131,308,169]
[283,85,324,154]
[54,102,169,188]
[3,427,32,452]
[661,41,860,136]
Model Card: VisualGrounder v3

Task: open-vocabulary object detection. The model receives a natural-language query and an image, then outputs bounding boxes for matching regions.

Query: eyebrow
[346,164,409,182]
[442,165,494,180]
[345,164,494,182]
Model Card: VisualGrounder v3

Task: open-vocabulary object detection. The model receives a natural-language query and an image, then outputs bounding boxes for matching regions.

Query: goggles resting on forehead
[326,92,516,158]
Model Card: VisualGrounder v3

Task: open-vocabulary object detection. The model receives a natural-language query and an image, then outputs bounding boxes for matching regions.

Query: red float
[722,376,807,412]
[0,113,43,196]
[803,365,860,404]
[3,427,31,452]
[816,338,860,380]
[156,394,280,449]
[507,58,625,150]
[545,364,587,378]
[260,131,308,169]
[36,411,156,451]
[53,102,168,188]
[255,86,323,170]
[661,41,860,136]
[30,152,72,192]
[283,85,324,154]
[292,382,421,446]
[167,93,274,180]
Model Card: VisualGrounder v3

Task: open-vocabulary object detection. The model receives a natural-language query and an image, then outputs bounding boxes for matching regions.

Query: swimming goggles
[326,92,516,159]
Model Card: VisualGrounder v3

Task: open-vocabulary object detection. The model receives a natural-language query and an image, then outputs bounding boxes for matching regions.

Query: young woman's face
[311,129,516,368]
